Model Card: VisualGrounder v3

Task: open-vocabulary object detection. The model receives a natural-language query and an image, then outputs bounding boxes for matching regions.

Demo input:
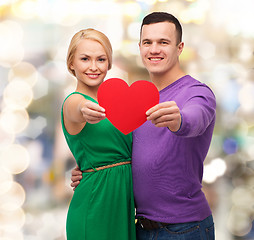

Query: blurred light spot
[62,0,121,18]
[227,207,252,237]
[221,81,240,113]
[137,0,156,4]
[0,144,30,174]
[207,134,224,158]
[0,0,18,7]
[135,55,144,69]
[127,41,140,56]
[203,164,217,183]
[11,0,37,19]
[0,167,13,195]
[39,0,78,26]
[180,0,209,24]
[127,22,141,40]
[0,0,16,6]
[60,14,83,27]
[203,158,227,183]
[32,73,49,100]
[23,116,47,139]
[245,139,254,160]
[25,140,43,171]
[211,158,227,177]
[0,20,23,42]
[95,13,123,52]
[3,80,33,109]
[0,207,25,231]
[0,181,26,211]
[0,108,29,134]
[238,83,254,113]
[123,2,141,18]
[223,137,238,155]
[0,20,24,67]
[36,212,64,239]
[198,41,216,59]
[106,65,128,82]
[231,187,254,210]
[0,229,23,240]
[238,42,253,62]
[0,125,15,151]
[120,40,139,57]
[38,60,68,84]
[8,62,38,87]
[214,0,254,37]
[180,47,196,62]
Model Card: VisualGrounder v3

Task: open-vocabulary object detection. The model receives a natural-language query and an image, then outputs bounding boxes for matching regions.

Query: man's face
[139,22,183,77]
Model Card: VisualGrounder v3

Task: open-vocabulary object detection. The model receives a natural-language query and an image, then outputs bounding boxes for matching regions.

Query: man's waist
[137,217,170,230]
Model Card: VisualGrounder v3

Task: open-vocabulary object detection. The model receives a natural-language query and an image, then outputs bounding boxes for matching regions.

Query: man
[71,12,216,239]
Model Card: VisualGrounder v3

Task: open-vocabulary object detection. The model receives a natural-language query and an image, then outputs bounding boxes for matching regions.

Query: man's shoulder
[186,75,215,96]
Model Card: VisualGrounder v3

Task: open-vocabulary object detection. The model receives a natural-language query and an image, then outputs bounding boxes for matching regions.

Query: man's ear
[178,42,184,56]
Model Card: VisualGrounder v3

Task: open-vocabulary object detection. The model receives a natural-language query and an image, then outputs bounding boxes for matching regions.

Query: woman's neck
[76,85,99,100]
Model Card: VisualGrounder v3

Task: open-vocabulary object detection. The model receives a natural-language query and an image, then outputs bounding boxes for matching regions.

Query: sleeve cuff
[167,112,183,133]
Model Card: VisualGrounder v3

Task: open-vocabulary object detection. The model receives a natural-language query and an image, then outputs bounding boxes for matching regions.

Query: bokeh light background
[0,0,254,239]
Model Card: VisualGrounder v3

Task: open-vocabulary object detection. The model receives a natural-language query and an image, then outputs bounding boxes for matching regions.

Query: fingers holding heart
[146,101,181,131]
[80,101,106,124]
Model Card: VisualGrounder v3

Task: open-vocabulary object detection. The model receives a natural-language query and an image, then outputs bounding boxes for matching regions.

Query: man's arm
[146,87,216,137]
[70,165,83,190]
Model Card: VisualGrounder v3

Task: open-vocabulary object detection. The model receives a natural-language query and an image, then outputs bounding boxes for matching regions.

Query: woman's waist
[80,157,132,172]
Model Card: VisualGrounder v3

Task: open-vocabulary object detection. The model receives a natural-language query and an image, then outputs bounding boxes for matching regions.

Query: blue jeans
[136,215,215,240]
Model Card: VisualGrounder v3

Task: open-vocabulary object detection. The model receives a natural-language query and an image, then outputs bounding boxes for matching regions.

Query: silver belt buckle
[139,219,144,229]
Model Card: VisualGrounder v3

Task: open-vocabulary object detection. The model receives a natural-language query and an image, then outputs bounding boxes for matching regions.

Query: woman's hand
[80,101,106,124]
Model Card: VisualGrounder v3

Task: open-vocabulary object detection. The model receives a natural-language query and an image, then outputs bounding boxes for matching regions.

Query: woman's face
[70,39,109,89]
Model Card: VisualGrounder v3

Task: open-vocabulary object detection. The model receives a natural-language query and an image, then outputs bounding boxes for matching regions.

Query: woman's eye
[81,57,88,61]
[98,58,106,62]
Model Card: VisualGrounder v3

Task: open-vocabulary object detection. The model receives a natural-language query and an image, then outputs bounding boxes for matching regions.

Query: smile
[148,57,164,61]
[86,73,100,78]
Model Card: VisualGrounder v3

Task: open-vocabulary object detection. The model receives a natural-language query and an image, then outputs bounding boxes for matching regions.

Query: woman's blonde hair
[67,28,113,76]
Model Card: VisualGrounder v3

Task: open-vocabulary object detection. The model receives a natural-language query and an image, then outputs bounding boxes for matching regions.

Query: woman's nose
[89,61,98,71]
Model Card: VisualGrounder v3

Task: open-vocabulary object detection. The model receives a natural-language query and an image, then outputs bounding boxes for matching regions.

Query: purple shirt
[132,75,216,223]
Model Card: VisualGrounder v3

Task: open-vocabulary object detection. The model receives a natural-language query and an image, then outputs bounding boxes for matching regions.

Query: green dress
[61,92,136,240]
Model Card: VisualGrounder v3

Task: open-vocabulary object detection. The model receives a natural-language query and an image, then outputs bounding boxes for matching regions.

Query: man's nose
[150,43,160,54]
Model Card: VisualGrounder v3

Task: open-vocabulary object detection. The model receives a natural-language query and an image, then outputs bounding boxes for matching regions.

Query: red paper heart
[97,78,159,135]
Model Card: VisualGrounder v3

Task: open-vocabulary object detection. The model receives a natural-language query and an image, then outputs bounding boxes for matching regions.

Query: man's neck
[150,68,186,91]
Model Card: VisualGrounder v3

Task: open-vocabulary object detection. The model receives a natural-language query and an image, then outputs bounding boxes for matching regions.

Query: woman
[61,28,136,240]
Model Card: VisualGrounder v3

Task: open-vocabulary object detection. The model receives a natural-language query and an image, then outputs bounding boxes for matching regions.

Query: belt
[82,161,131,173]
[138,218,169,230]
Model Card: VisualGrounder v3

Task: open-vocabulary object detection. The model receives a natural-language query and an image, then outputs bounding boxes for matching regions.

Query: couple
[61,12,216,240]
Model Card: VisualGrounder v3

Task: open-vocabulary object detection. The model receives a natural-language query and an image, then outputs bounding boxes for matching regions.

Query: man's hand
[146,101,182,132]
[80,101,106,124]
[71,165,83,191]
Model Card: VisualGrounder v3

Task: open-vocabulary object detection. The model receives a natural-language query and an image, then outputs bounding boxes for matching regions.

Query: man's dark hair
[140,12,182,44]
